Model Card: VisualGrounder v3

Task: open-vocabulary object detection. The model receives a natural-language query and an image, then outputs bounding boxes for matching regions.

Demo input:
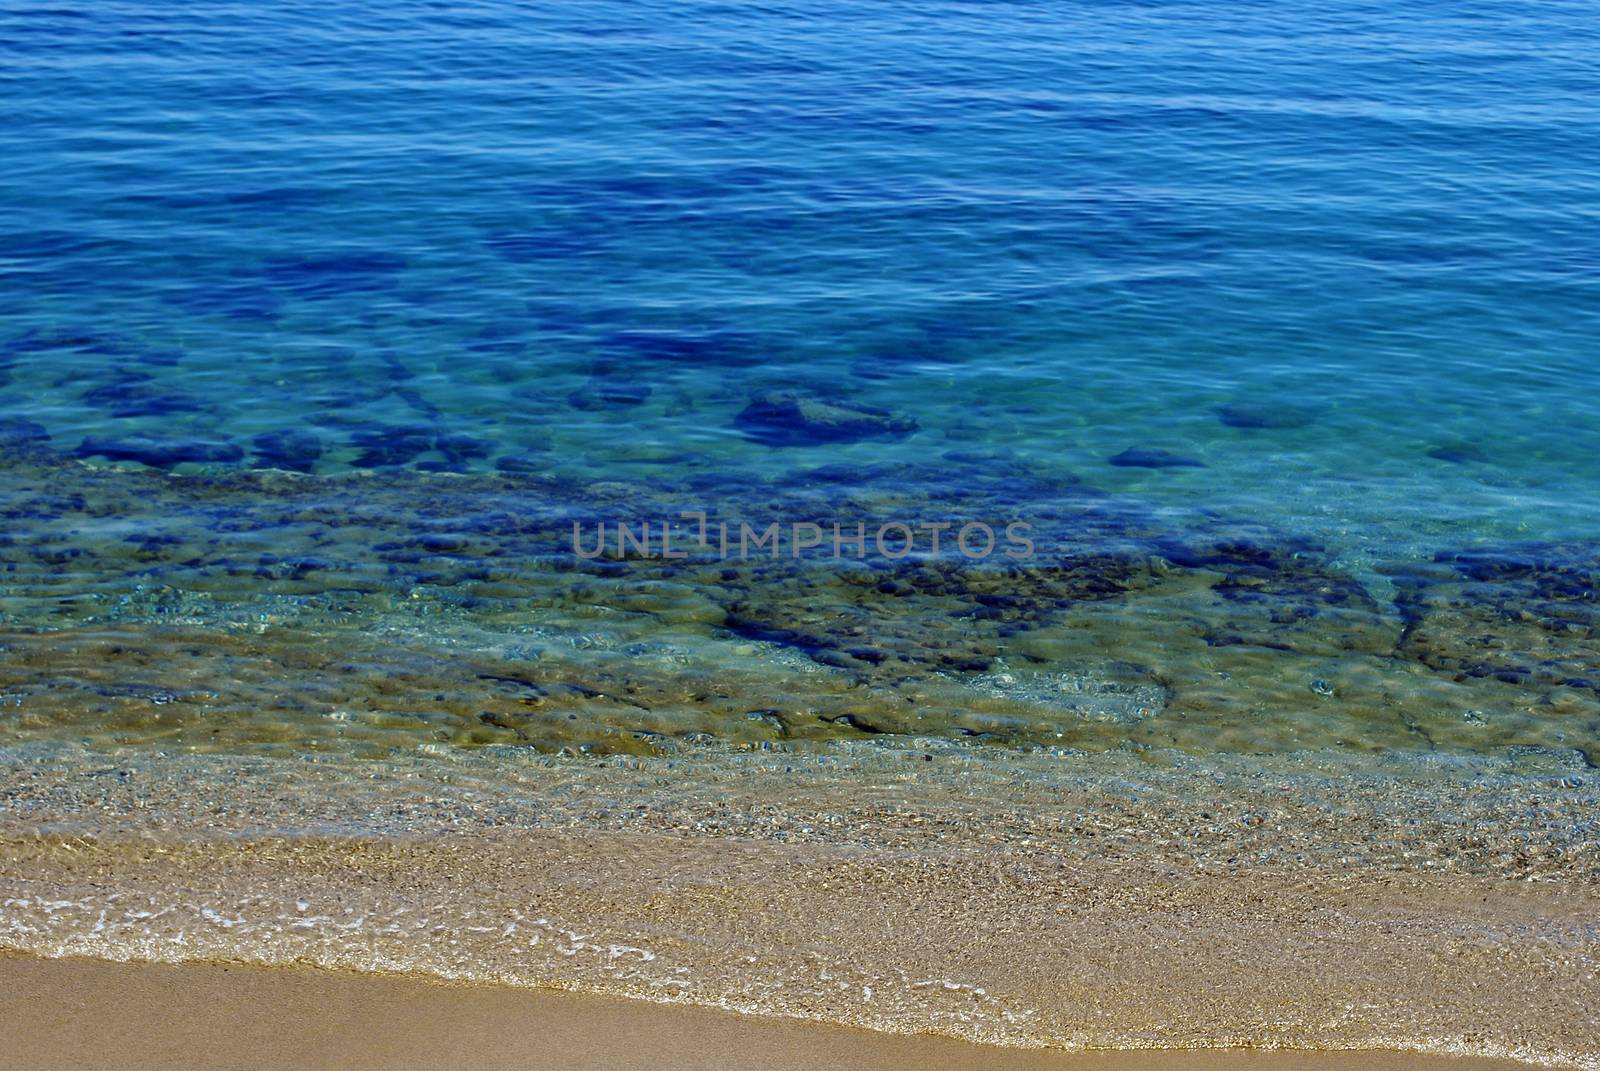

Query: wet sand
[2,742,1597,1068]
[0,954,1546,1071]
[3,824,1595,1067]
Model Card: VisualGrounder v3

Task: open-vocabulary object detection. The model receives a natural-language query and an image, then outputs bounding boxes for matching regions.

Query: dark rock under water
[1217,402,1319,430]
[0,417,50,453]
[0,445,1592,761]
[734,391,919,447]
[349,423,436,468]
[1427,443,1490,465]
[81,378,208,419]
[252,430,324,473]
[74,436,245,467]
[1391,544,1600,696]
[1108,447,1206,469]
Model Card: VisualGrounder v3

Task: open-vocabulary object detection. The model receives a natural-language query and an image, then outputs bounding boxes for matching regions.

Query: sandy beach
[4,0,1599,1069]
[2,743,1597,1069]
[0,954,1547,1071]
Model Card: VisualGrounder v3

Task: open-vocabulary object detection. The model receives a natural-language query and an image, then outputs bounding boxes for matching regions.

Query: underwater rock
[74,435,244,467]
[712,551,1166,682]
[436,432,493,464]
[1151,527,1324,572]
[1391,543,1600,696]
[252,429,323,473]
[350,423,435,468]
[1108,447,1205,469]
[253,554,334,581]
[734,391,918,447]
[348,425,496,469]
[700,524,1376,691]
[493,455,542,475]
[3,436,1575,755]
[1217,402,1318,430]
[1198,565,1389,657]
[1427,443,1489,465]
[0,417,50,453]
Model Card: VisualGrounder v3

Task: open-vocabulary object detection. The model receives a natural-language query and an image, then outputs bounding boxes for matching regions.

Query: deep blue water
[5,0,1599,549]
[2,0,1599,757]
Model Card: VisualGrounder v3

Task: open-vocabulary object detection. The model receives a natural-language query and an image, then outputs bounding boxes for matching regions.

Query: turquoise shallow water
[1,0,1598,760]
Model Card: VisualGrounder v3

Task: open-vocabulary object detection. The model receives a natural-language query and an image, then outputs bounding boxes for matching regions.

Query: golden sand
[2,826,1595,1067]
[1,744,1595,1067]
[0,954,1547,1071]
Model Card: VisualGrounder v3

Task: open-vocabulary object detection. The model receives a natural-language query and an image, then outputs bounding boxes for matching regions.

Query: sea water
[1,0,1597,764]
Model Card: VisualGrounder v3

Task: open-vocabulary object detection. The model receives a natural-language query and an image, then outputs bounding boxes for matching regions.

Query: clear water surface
[1,0,1598,760]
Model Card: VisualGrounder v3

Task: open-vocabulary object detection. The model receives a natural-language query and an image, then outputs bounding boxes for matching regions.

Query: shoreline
[2,742,1595,1067]
[0,953,1551,1071]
